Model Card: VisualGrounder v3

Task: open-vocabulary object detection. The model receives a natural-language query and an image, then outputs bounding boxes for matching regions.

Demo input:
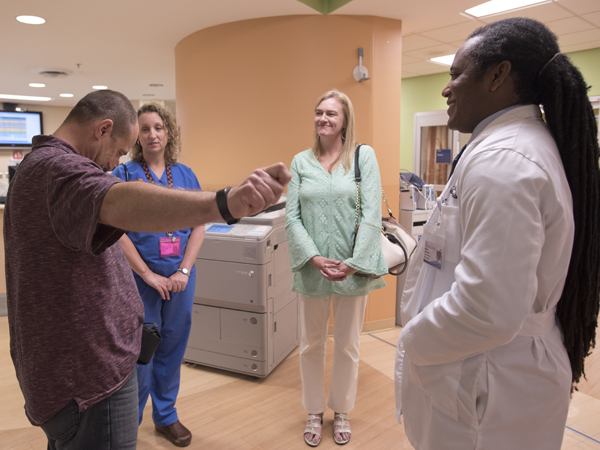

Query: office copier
[184,200,299,377]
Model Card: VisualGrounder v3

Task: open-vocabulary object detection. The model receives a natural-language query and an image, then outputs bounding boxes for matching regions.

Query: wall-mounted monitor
[0,110,43,147]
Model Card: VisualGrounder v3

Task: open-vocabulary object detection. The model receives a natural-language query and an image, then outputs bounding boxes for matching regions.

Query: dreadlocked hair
[468,18,600,388]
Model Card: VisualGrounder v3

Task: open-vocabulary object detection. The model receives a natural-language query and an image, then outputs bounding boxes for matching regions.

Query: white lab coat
[395,105,574,450]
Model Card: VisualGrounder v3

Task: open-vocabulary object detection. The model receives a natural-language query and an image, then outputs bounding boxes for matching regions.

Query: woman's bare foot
[304,413,323,447]
[333,413,351,445]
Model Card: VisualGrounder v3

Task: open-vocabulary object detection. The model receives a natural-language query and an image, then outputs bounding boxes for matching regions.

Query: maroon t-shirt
[4,135,144,426]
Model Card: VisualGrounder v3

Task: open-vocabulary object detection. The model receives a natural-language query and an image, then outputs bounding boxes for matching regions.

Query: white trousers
[299,294,368,414]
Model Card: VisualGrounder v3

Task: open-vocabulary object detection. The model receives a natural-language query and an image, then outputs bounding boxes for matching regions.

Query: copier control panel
[205,223,272,239]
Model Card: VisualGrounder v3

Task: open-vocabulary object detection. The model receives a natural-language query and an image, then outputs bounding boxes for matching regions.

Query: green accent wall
[566,47,600,97]
[400,72,450,171]
[297,0,354,14]
[400,47,600,172]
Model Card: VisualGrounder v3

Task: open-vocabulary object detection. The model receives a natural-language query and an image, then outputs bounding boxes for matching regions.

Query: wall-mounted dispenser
[353,47,370,82]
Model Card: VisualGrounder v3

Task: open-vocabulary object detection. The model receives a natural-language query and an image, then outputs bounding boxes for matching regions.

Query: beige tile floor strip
[1,317,599,449]
[364,329,600,449]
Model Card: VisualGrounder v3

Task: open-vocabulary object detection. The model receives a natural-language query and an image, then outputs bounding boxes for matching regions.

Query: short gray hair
[64,90,137,138]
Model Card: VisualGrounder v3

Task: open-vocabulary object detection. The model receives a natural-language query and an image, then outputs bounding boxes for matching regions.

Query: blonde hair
[129,103,181,164]
[312,90,356,174]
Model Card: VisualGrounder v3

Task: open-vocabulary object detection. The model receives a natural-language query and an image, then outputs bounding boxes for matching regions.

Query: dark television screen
[0,110,43,147]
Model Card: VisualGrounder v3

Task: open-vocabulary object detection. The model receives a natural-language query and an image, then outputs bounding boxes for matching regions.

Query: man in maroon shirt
[4,90,290,450]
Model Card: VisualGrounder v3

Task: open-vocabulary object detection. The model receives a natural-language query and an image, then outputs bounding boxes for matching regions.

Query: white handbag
[353,145,418,279]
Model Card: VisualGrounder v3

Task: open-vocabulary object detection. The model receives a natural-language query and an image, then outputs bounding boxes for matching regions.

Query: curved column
[176,14,403,331]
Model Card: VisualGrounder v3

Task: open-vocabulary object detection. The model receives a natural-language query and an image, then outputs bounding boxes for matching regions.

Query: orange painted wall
[175,15,402,330]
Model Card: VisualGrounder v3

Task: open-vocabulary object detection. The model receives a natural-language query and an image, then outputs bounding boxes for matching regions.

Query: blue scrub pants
[134,269,196,427]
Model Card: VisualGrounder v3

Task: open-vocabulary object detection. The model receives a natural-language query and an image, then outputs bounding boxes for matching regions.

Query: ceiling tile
[1,0,597,106]
[560,41,600,53]
[336,0,481,35]
[404,43,461,60]
[402,16,473,36]
[555,0,600,16]
[479,2,574,24]
[558,28,600,46]
[581,11,600,27]
[450,39,468,47]
[420,19,484,43]
[402,60,450,77]
[546,16,596,35]
[402,34,445,52]
[401,54,422,64]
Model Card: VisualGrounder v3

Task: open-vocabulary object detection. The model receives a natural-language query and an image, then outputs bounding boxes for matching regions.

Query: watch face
[179,268,189,275]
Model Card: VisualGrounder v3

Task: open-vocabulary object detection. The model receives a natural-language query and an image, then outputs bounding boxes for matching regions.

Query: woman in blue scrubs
[112,103,204,448]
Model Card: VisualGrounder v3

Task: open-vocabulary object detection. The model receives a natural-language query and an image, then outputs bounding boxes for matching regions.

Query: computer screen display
[0,110,43,147]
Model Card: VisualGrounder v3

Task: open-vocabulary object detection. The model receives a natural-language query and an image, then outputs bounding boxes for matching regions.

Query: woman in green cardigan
[286,90,387,447]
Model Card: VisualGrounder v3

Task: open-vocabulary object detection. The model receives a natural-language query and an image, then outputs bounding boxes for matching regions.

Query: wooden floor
[1,316,599,449]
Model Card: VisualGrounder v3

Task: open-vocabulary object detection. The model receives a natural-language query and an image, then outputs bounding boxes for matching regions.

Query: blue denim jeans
[41,370,139,450]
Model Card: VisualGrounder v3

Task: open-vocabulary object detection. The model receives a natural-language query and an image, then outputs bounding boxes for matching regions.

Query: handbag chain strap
[354,145,363,232]
[354,180,361,231]
[381,188,395,219]
[354,145,393,234]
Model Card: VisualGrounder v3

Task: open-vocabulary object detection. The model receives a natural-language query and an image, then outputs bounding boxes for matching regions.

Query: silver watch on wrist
[176,267,190,277]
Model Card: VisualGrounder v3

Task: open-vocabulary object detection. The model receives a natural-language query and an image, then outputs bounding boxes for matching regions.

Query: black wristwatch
[216,187,239,225]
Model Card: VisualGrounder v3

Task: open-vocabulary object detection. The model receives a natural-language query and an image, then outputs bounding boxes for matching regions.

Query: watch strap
[216,187,239,225]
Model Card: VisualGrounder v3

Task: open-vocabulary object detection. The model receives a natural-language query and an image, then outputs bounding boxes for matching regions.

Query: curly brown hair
[129,102,181,164]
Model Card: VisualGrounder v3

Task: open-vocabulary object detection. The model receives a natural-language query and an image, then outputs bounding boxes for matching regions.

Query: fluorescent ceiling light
[29,83,46,88]
[93,85,108,90]
[16,15,46,25]
[430,54,455,66]
[465,0,550,17]
[60,93,74,98]
[0,94,51,102]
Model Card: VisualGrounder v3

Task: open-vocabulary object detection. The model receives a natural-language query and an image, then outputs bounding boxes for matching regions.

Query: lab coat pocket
[408,359,463,422]
[440,205,461,264]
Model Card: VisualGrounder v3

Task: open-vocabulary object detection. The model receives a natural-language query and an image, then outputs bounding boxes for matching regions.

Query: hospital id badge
[159,236,181,257]
[423,227,446,271]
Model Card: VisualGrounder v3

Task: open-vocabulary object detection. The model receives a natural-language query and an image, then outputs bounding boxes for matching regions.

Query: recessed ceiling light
[465,0,550,18]
[60,93,74,98]
[92,85,108,90]
[29,83,46,88]
[16,15,46,25]
[429,54,455,66]
[0,94,51,102]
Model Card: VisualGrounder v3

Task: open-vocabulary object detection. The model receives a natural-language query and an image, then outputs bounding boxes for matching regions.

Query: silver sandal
[304,414,323,447]
[333,413,351,445]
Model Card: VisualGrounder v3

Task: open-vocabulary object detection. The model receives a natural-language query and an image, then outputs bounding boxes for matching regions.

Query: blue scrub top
[112,161,201,278]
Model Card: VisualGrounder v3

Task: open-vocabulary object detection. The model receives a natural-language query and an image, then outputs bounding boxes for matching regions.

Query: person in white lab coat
[395,17,600,450]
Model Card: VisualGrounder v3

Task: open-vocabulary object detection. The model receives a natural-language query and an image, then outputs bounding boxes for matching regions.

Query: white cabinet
[399,209,432,243]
